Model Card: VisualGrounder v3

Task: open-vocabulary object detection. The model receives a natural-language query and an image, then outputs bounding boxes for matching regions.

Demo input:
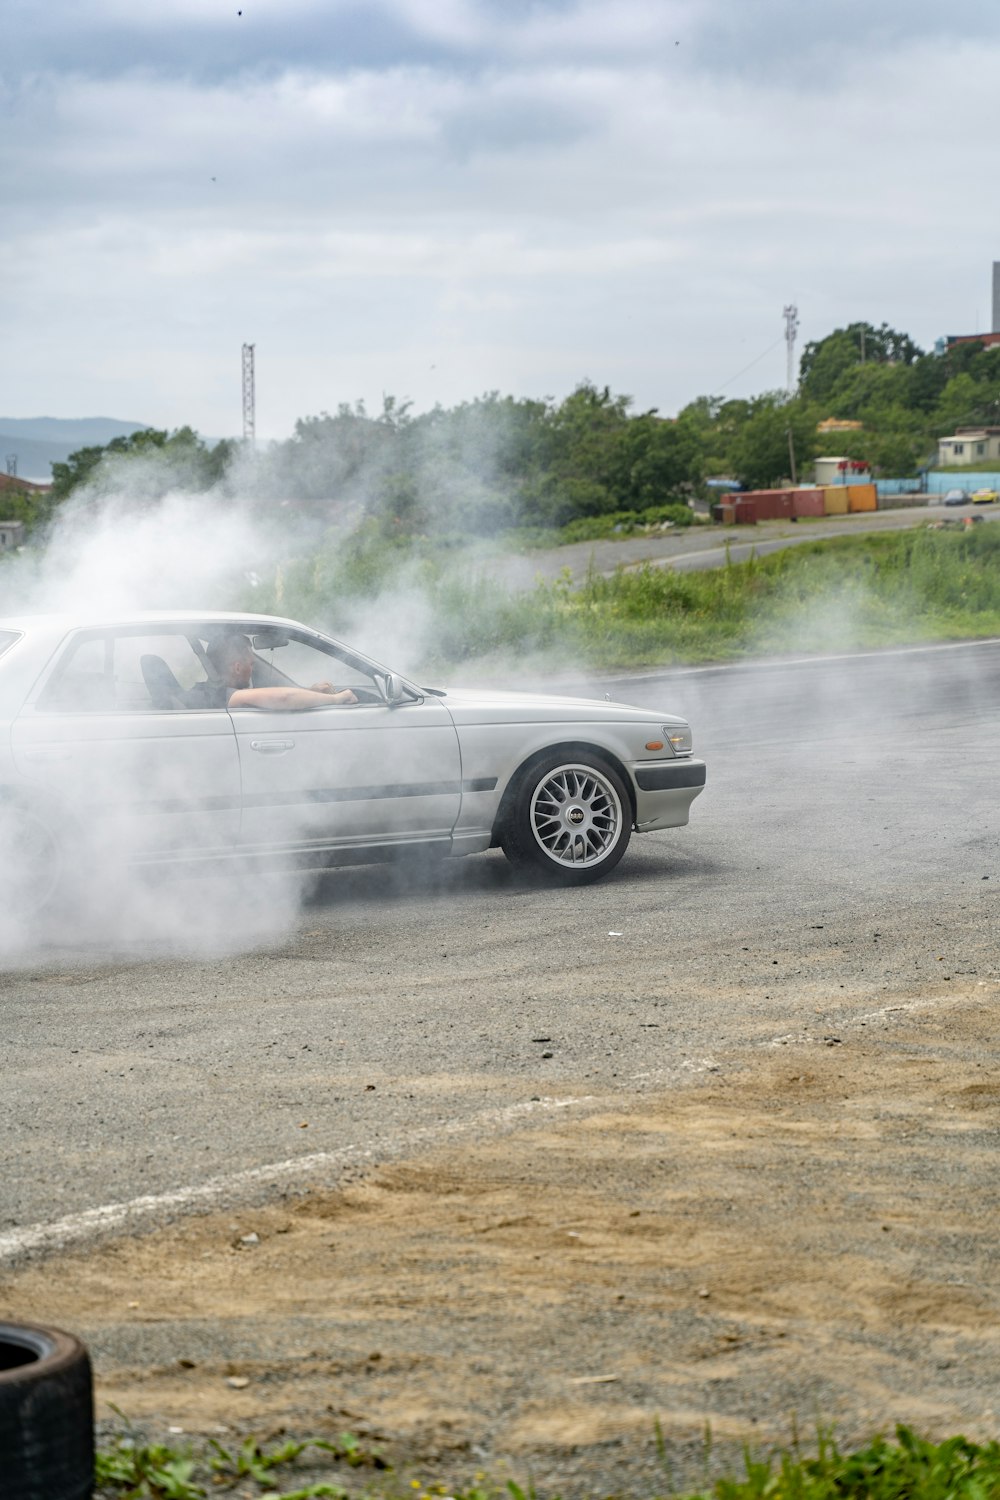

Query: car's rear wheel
[0,800,65,922]
[501,753,632,885]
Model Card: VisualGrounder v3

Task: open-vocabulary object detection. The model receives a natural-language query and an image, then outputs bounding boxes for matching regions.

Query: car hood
[429,685,687,728]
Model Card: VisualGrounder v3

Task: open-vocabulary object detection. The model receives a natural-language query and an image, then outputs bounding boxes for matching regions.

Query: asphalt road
[492,500,1000,588]
[2,639,998,1255]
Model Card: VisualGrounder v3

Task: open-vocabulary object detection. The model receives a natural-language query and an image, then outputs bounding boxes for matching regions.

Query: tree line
[9,322,1000,540]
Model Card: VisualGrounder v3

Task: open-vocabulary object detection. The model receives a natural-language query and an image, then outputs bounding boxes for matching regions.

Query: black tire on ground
[0,1321,95,1500]
[500,751,632,885]
[0,799,66,922]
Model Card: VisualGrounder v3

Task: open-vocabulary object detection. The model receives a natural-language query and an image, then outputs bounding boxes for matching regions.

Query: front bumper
[632,758,707,831]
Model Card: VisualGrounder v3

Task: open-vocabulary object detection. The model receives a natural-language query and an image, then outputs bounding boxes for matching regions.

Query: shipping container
[737,489,795,521]
[732,499,758,524]
[823,486,849,515]
[791,488,825,517]
[847,483,877,512]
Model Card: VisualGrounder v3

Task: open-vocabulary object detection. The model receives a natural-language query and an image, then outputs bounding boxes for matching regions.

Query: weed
[96,1411,378,1499]
[96,1423,1000,1500]
[95,1436,205,1499]
[703,1424,1000,1499]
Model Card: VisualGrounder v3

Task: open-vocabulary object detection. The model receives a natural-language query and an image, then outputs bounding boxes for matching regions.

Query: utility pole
[241,343,256,447]
[783,304,799,395]
[787,427,798,485]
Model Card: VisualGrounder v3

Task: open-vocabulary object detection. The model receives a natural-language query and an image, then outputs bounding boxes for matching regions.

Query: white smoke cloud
[0,435,542,964]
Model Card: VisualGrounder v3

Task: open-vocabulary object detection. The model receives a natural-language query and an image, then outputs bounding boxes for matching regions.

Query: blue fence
[876,471,998,499]
[876,478,924,497]
[924,471,997,496]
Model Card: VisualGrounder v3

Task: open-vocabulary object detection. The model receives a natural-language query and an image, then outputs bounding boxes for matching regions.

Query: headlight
[664,723,692,756]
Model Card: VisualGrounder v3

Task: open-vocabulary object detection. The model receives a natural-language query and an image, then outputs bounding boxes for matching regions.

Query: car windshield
[0,630,21,659]
[239,631,380,693]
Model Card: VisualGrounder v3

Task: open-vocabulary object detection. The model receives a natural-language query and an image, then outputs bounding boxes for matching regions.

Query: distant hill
[0,416,151,482]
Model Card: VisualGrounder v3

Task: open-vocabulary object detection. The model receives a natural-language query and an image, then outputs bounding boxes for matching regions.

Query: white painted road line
[598,635,1000,683]
[0,1094,592,1266]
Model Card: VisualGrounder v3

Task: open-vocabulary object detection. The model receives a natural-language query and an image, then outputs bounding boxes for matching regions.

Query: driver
[186,633,358,710]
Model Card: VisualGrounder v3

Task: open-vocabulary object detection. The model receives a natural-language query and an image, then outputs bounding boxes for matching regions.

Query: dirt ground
[4,983,1000,1496]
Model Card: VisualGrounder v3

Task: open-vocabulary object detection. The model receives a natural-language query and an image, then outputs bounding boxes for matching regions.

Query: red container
[791,488,825,517]
[744,490,794,520]
[733,499,759,524]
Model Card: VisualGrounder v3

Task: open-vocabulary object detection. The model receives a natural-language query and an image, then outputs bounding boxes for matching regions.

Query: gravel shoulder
[4,983,1000,1496]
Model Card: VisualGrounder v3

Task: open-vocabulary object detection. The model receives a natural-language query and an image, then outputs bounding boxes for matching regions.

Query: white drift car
[0,612,706,912]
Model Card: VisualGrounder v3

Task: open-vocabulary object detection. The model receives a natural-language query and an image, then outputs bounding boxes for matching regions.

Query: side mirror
[383,673,406,705]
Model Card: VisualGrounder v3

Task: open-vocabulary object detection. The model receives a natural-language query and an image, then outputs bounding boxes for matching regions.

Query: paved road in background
[2,638,997,1254]
[492,500,1000,589]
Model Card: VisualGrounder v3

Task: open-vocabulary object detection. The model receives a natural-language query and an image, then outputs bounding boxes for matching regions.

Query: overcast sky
[3,0,1000,440]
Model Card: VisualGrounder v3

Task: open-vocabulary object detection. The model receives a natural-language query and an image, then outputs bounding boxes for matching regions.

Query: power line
[715,335,785,393]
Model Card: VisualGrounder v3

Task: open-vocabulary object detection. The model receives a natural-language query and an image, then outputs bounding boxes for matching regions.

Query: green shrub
[639,502,695,528]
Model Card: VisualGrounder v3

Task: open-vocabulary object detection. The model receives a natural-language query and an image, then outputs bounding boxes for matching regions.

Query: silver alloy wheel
[528,761,624,868]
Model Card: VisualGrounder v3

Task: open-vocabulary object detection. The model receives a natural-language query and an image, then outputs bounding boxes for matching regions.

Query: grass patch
[935,462,1000,474]
[491,504,699,551]
[257,525,1000,674]
[420,527,1000,671]
[93,1424,1000,1499]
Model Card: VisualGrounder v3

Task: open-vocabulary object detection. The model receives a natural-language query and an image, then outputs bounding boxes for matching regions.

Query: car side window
[114,634,210,710]
[35,631,214,713]
[36,636,115,712]
[250,635,381,697]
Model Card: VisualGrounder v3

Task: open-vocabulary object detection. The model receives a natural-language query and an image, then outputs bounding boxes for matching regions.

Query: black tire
[0,1321,95,1499]
[500,752,632,885]
[0,799,65,922]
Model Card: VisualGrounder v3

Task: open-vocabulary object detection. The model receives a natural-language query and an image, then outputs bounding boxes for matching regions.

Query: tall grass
[697,1425,1000,1500]
[258,526,1000,673]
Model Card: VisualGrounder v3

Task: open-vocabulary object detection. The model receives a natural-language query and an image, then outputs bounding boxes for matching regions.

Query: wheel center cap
[566,805,586,825]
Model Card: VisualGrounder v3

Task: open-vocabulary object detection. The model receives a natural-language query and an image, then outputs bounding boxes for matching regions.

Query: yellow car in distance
[970,487,998,504]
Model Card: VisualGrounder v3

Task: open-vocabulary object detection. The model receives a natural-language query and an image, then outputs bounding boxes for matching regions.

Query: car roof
[0,610,307,634]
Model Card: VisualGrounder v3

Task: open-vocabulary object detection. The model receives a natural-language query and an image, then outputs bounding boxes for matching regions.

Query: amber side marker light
[644,740,665,751]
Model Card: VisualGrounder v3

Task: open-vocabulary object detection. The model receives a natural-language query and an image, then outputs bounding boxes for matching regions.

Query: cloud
[3,2,1000,441]
[687,0,1000,74]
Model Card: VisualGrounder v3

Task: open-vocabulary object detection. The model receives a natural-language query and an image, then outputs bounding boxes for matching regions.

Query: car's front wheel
[500,753,632,885]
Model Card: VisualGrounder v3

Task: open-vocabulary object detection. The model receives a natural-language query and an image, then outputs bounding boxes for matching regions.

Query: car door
[11,627,242,859]
[226,632,462,852]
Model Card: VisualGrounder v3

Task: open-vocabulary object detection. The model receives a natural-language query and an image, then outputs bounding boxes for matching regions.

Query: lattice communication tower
[783,305,799,395]
[241,343,256,445]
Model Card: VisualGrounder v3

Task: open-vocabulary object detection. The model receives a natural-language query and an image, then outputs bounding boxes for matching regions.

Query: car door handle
[250,739,295,754]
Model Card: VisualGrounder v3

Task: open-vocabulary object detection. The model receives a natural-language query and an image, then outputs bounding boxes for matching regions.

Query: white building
[0,520,25,552]
[814,456,872,485]
[937,428,1000,467]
